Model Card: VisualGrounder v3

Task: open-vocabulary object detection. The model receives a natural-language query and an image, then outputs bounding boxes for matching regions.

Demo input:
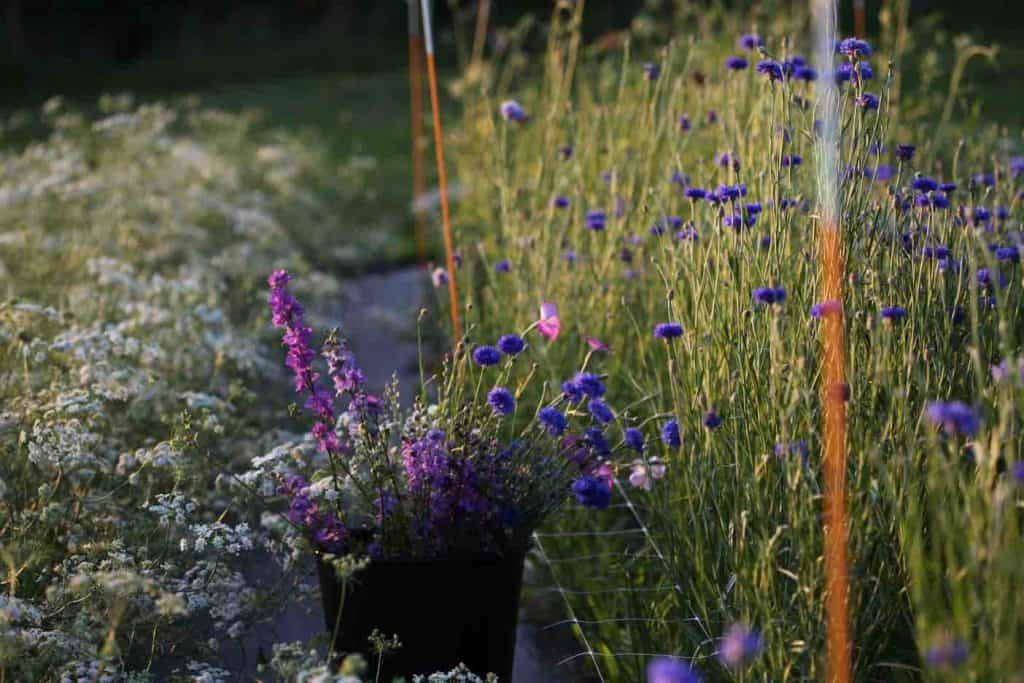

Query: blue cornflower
[753,287,786,305]
[738,34,764,51]
[573,372,607,399]
[487,387,515,415]
[497,334,525,355]
[921,246,950,259]
[1012,156,1024,178]
[678,114,691,132]
[723,214,744,230]
[499,99,527,122]
[725,56,749,70]
[716,152,739,170]
[838,37,873,57]
[932,193,951,209]
[899,143,918,160]
[939,182,957,193]
[538,406,568,436]
[996,205,1010,221]
[924,635,969,669]
[795,65,818,81]
[782,154,802,167]
[495,259,511,273]
[625,427,645,453]
[654,322,684,339]
[974,172,996,187]
[558,145,573,161]
[718,183,742,200]
[1012,461,1024,485]
[647,657,703,683]
[676,225,699,242]
[997,246,1020,263]
[880,306,907,321]
[871,164,895,182]
[972,207,992,225]
[586,210,607,231]
[775,440,810,463]
[756,60,784,82]
[588,399,615,424]
[643,63,661,81]
[684,187,707,200]
[562,379,585,404]
[926,401,981,437]
[703,410,722,430]
[976,268,1007,289]
[859,93,880,110]
[472,345,502,366]
[747,202,763,215]
[585,427,610,456]
[912,176,939,193]
[572,475,612,510]
[551,195,571,209]
[661,419,681,448]
[718,623,763,669]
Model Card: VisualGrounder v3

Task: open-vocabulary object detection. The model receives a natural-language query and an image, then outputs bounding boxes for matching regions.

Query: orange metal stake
[420,0,463,341]
[408,1,428,264]
[821,223,851,683]
[853,0,866,42]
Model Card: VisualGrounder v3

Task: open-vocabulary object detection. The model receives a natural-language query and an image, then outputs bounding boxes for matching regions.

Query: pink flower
[585,336,610,352]
[628,460,651,490]
[596,461,615,489]
[538,301,561,340]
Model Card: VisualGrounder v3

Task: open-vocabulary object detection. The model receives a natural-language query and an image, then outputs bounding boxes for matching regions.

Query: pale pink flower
[585,336,610,352]
[629,460,651,490]
[538,301,561,340]
[649,457,667,479]
[596,461,615,489]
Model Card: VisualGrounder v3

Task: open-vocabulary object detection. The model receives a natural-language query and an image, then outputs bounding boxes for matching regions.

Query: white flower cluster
[27,419,105,475]
[58,660,121,683]
[0,95,358,679]
[171,561,254,637]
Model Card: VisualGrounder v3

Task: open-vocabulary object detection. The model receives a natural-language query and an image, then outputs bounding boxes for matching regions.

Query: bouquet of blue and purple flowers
[267,270,662,561]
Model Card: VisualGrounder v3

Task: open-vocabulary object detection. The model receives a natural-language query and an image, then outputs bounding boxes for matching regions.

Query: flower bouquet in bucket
[265,271,659,680]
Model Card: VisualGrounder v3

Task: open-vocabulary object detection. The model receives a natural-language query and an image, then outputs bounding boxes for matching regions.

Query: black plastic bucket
[318,552,526,681]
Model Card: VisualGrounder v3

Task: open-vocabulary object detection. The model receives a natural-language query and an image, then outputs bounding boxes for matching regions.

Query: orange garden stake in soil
[814,1,852,680]
[420,0,462,341]
[821,224,851,683]
[408,0,428,264]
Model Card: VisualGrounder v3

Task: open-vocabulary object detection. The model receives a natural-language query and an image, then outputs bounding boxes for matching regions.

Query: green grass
[192,69,446,273]
[439,3,1024,681]
[2,65,456,275]
[199,70,417,258]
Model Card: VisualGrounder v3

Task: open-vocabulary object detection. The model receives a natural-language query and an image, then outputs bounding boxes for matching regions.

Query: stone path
[222,266,586,682]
